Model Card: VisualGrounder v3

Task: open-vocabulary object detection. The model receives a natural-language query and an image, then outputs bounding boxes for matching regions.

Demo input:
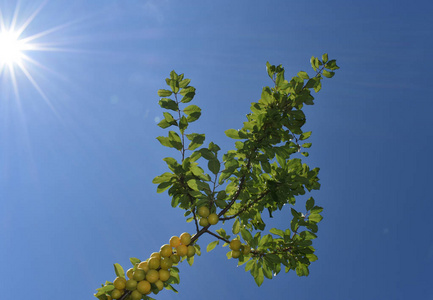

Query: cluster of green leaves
[95,54,338,299]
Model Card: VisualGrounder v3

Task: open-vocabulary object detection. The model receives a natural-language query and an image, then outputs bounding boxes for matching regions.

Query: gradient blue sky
[1,1,432,299]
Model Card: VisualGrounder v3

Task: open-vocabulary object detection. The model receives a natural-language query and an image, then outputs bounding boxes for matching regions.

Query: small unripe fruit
[137,261,149,272]
[125,279,137,291]
[170,254,180,263]
[199,217,209,227]
[159,269,170,282]
[180,232,191,245]
[148,257,160,269]
[146,269,159,283]
[242,245,251,255]
[187,245,196,257]
[160,244,173,257]
[208,213,219,225]
[160,257,173,270]
[232,250,241,258]
[111,289,123,299]
[198,206,210,218]
[176,244,188,257]
[113,277,126,290]
[169,236,181,248]
[155,280,164,291]
[229,239,242,251]
[130,290,142,300]
[133,269,145,281]
[136,280,151,294]
[126,268,134,279]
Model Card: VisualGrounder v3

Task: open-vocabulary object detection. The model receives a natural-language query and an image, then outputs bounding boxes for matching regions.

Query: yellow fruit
[111,289,123,299]
[170,254,180,264]
[126,268,134,279]
[155,280,164,291]
[148,257,160,269]
[198,206,210,218]
[199,217,209,227]
[180,232,191,245]
[176,244,188,257]
[242,245,251,255]
[136,280,151,294]
[160,257,173,270]
[130,290,142,300]
[160,244,173,257]
[169,236,181,248]
[146,269,159,283]
[232,250,241,258]
[150,252,161,259]
[113,277,126,290]
[159,269,170,282]
[208,213,219,225]
[133,269,145,281]
[137,261,149,272]
[125,279,137,291]
[229,239,241,251]
[187,245,196,257]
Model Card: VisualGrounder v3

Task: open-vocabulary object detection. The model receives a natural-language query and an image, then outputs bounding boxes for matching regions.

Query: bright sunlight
[0,30,26,66]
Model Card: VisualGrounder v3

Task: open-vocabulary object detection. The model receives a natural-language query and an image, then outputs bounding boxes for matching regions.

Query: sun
[0,1,70,106]
[0,29,26,67]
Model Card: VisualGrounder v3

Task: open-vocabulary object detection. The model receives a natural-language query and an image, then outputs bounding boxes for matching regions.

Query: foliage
[95,54,339,299]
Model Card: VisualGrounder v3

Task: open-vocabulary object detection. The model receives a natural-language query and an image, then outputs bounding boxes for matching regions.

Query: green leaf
[158,89,172,97]
[208,159,220,175]
[322,53,328,63]
[254,268,264,286]
[165,284,179,294]
[297,71,309,79]
[113,263,125,278]
[225,129,242,139]
[245,259,255,271]
[323,70,335,78]
[168,131,183,150]
[163,112,177,126]
[156,136,174,148]
[187,179,199,191]
[302,142,312,148]
[232,219,240,234]
[306,197,315,211]
[157,119,171,129]
[296,262,309,276]
[184,105,201,122]
[187,255,194,266]
[310,56,317,71]
[180,86,196,103]
[179,78,191,88]
[309,213,323,223]
[240,228,253,243]
[179,115,188,133]
[129,257,141,266]
[314,81,322,92]
[157,181,172,193]
[186,133,205,150]
[300,131,312,140]
[159,98,178,111]
[269,228,284,237]
[207,240,219,252]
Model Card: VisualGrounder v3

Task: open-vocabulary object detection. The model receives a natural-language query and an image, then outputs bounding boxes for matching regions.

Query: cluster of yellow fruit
[110,232,195,300]
[229,239,251,259]
[197,206,219,227]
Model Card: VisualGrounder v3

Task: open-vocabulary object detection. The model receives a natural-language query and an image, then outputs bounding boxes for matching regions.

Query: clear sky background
[1,0,432,299]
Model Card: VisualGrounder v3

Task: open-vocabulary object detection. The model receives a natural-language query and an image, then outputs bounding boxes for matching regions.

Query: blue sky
[1,0,432,299]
